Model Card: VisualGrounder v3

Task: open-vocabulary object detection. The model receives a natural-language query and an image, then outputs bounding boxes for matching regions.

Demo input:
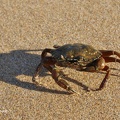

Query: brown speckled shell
[51,43,102,66]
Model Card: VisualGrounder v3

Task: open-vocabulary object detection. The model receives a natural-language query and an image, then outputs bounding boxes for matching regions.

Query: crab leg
[100,50,120,58]
[98,66,110,90]
[41,48,52,58]
[32,54,77,94]
[42,58,76,93]
[91,66,110,91]
[43,60,78,94]
[89,66,110,91]
[32,48,53,84]
[84,57,111,91]
[103,57,120,63]
[52,67,78,94]
[32,62,43,85]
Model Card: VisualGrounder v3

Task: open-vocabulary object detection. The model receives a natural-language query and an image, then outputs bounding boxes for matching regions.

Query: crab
[32,43,120,94]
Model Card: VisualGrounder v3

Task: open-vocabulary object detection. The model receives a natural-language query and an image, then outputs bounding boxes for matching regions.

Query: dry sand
[0,0,120,120]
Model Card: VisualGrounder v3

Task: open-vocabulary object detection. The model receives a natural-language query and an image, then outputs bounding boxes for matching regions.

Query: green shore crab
[32,43,120,94]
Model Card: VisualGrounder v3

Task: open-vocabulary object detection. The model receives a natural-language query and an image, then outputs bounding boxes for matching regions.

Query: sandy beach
[0,0,120,120]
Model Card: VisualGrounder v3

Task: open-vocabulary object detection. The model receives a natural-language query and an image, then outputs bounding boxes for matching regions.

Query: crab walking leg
[84,57,110,91]
[100,50,120,58]
[32,56,56,83]
[42,59,77,93]
[32,62,43,84]
[103,57,120,63]
[98,66,110,90]
[41,48,52,58]
[52,68,78,94]
[89,66,110,91]
[32,48,52,84]
[85,57,106,72]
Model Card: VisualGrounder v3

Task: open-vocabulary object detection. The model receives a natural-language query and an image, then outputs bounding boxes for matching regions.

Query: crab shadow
[0,49,68,95]
[0,49,119,95]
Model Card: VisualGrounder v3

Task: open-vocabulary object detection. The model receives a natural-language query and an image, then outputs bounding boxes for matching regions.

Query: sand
[0,0,120,120]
